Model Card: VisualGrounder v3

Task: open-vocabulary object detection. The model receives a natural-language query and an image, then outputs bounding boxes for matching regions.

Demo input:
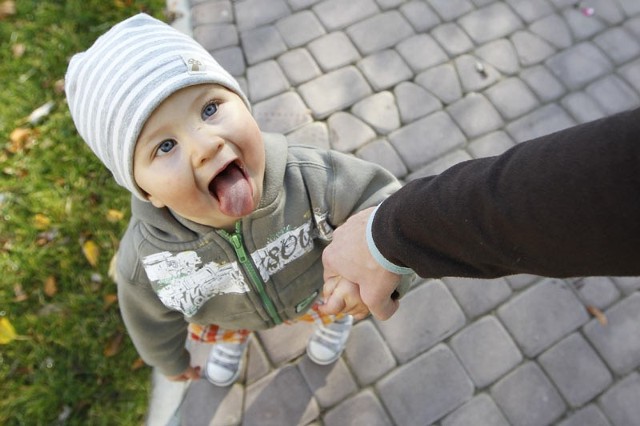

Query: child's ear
[146,194,166,209]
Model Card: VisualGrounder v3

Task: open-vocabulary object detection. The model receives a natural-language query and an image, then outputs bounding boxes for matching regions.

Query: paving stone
[246,337,272,385]
[278,48,321,85]
[443,277,512,319]
[618,58,640,95]
[181,381,243,426]
[286,121,331,150]
[610,276,640,295]
[520,65,567,102]
[475,39,520,75]
[538,333,613,408]
[586,74,640,115]
[298,357,358,408]
[357,49,413,91]
[491,362,566,426]
[545,42,614,90]
[624,16,640,38]
[256,320,313,365]
[432,23,475,56]
[616,0,640,16]
[407,150,473,180]
[312,0,380,31]
[467,130,515,158]
[235,0,291,31]
[395,34,448,72]
[583,0,625,25]
[288,0,322,10]
[356,138,408,178]
[557,404,612,426]
[570,277,620,310]
[510,30,556,66]
[562,8,607,41]
[561,92,607,124]
[246,60,290,102]
[307,32,361,71]
[240,25,288,65]
[244,364,319,425]
[547,0,579,9]
[505,0,555,23]
[599,373,640,426]
[351,91,401,134]
[327,112,376,152]
[450,316,523,388]
[343,320,397,386]
[376,0,404,9]
[497,278,590,357]
[377,345,474,425]
[389,111,466,171]
[455,54,501,93]
[394,81,443,124]
[505,274,541,290]
[346,11,415,55]
[505,103,576,142]
[399,0,441,32]
[375,281,466,363]
[194,23,238,52]
[447,93,504,138]
[212,46,246,76]
[594,27,640,65]
[323,389,393,426]
[458,3,524,44]
[484,77,539,120]
[442,394,510,426]
[427,0,474,21]
[583,293,640,375]
[253,92,313,134]
[275,10,325,48]
[191,0,234,26]
[415,63,463,105]
[530,14,574,49]
[298,66,372,118]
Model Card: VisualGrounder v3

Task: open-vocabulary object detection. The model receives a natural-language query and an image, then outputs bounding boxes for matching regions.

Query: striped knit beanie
[65,13,249,200]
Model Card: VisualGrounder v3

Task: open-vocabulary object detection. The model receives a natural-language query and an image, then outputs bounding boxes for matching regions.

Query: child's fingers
[318,291,347,315]
[322,275,341,301]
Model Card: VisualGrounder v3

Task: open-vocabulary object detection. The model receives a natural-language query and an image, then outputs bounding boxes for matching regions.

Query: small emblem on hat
[181,55,207,74]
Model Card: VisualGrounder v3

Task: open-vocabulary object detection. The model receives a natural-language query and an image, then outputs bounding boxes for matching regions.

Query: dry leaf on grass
[14,284,28,302]
[104,331,124,357]
[0,0,16,19]
[44,275,57,297]
[0,317,17,344]
[82,240,100,267]
[131,357,146,371]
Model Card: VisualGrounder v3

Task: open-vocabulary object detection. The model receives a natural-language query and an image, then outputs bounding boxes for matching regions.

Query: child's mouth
[208,161,254,217]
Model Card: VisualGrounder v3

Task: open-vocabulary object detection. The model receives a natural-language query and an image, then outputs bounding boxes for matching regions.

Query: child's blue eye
[202,102,218,120]
[157,139,176,155]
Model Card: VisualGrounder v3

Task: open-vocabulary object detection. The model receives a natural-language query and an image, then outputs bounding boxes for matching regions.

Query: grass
[0,1,169,424]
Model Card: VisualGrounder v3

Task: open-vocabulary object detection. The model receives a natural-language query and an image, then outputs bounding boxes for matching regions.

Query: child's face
[133,84,264,230]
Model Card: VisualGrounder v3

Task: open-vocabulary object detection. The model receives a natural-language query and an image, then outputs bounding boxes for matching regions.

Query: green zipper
[218,222,282,325]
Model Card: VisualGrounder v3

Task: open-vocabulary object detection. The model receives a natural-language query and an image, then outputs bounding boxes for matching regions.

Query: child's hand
[166,365,201,382]
[318,276,370,320]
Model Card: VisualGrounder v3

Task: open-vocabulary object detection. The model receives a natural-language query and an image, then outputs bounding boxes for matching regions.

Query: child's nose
[192,136,224,167]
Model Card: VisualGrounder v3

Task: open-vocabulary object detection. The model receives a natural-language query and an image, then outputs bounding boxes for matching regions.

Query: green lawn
[0,1,168,424]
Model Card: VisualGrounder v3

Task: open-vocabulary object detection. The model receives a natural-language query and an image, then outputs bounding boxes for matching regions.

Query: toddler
[65,14,410,386]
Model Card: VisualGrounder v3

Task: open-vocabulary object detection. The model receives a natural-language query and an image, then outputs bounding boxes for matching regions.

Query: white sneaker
[203,341,248,387]
[306,315,354,365]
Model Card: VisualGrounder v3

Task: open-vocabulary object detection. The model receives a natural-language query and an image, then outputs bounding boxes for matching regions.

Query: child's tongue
[210,164,254,217]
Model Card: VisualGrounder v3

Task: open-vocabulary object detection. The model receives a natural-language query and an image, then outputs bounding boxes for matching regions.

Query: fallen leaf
[103,293,118,310]
[0,0,16,19]
[0,317,17,344]
[104,331,124,357]
[587,305,607,326]
[82,240,100,267]
[106,209,124,223]
[12,43,25,57]
[14,284,28,302]
[108,253,118,282]
[8,127,31,153]
[131,357,146,371]
[33,213,51,230]
[28,101,55,125]
[44,275,58,297]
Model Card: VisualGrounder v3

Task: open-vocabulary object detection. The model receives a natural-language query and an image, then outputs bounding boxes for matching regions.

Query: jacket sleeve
[117,279,191,376]
[372,107,640,279]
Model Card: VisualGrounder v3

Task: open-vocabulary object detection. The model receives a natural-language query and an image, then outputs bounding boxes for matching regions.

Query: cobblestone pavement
[148,0,640,425]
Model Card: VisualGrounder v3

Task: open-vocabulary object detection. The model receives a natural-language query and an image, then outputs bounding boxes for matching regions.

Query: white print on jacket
[142,211,333,316]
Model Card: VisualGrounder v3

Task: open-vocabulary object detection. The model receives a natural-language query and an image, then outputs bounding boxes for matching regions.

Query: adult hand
[166,365,200,382]
[322,207,401,320]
